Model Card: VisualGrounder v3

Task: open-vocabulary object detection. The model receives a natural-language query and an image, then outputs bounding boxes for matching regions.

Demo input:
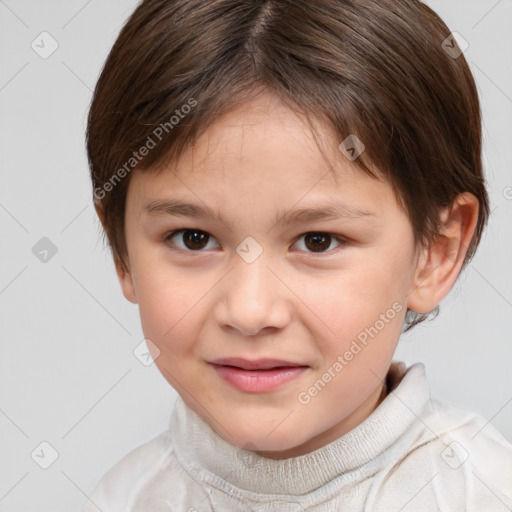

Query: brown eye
[295,232,345,254]
[182,230,209,250]
[304,233,331,252]
[165,229,218,251]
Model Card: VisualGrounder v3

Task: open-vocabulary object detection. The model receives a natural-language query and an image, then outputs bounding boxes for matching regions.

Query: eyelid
[164,228,348,255]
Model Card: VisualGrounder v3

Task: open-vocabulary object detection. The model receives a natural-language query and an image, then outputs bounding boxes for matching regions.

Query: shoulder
[373,398,512,511]
[82,430,173,512]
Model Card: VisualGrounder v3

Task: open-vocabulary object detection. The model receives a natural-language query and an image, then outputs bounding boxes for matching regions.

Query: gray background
[0,0,511,510]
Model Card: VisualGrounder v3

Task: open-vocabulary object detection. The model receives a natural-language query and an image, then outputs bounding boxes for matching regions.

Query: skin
[97,90,479,459]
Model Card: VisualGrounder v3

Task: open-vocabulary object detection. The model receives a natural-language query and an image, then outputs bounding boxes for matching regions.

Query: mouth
[209,357,309,371]
[208,358,309,393]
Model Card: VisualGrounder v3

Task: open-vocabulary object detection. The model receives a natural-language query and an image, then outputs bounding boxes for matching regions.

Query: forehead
[126,92,398,222]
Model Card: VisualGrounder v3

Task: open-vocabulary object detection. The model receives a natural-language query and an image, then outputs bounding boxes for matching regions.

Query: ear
[407,192,479,314]
[94,203,137,304]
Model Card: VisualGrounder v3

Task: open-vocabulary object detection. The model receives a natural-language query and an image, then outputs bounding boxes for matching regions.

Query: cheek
[133,262,207,353]
[135,272,206,384]
[307,263,403,327]
[302,263,407,362]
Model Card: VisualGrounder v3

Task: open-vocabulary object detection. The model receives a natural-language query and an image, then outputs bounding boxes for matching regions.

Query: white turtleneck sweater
[82,362,512,511]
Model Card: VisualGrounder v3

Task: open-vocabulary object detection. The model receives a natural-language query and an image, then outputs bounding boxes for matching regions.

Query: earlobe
[407,192,479,314]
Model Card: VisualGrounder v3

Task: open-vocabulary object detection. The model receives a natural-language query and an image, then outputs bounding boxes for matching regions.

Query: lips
[210,357,308,371]
[210,358,309,393]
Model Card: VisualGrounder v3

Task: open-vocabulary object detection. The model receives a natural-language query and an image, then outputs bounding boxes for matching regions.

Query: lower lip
[211,364,308,393]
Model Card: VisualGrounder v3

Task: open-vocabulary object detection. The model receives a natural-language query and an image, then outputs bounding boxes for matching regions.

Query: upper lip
[210,357,308,370]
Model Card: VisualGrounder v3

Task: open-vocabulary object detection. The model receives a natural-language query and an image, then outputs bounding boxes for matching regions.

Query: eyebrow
[143,199,376,228]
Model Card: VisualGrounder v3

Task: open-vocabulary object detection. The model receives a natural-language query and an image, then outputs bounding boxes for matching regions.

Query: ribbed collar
[168,361,432,496]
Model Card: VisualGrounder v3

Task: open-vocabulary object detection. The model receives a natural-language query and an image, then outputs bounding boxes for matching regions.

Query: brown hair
[87,0,490,330]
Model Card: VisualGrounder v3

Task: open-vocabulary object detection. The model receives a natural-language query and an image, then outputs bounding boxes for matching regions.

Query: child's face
[119,91,422,458]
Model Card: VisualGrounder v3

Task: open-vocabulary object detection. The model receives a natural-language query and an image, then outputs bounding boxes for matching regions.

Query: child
[84,0,512,510]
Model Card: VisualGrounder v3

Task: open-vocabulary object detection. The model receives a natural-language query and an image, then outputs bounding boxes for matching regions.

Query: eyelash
[163,229,348,257]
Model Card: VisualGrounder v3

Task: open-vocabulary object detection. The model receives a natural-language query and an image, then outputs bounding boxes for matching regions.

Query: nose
[214,256,293,337]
